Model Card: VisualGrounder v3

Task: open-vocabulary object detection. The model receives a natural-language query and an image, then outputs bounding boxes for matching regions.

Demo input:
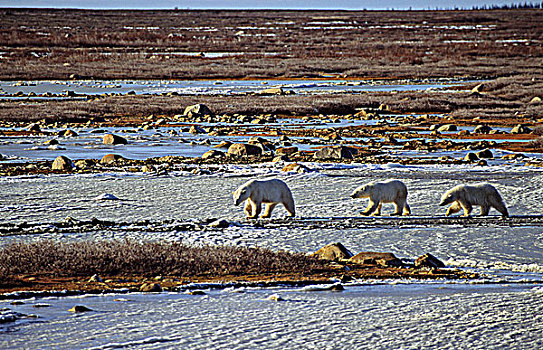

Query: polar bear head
[233,181,253,206]
[439,188,459,206]
[350,183,373,199]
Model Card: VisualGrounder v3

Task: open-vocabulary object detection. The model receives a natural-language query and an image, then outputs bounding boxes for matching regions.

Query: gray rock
[103,133,128,145]
[415,253,445,269]
[349,252,404,267]
[51,155,74,170]
[184,104,214,117]
[312,242,353,261]
[227,143,262,157]
[313,146,357,160]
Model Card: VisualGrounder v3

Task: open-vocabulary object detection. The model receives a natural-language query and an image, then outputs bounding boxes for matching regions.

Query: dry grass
[0,240,327,281]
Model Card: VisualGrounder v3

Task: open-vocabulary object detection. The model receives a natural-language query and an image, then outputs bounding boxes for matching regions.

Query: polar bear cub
[233,178,295,219]
[440,183,509,217]
[350,180,411,216]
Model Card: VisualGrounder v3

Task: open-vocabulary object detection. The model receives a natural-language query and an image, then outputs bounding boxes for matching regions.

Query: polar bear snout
[439,195,454,206]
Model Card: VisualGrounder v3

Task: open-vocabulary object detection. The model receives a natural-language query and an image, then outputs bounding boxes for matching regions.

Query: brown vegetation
[0,9,541,80]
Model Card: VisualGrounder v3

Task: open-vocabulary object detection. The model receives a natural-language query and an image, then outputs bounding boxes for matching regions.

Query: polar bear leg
[262,203,277,218]
[446,202,462,216]
[252,202,262,218]
[480,205,490,216]
[460,202,473,217]
[374,202,382,216]
[244,200,253,218]
[283,201,295,217]
[491,200,509,217]
[362,200,379,216]
[392,199,405,216]
[403,203,411,216]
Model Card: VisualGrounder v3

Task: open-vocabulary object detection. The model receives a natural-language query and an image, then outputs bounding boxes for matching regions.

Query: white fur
[233,179,295,219]
[350,180,411,216]
[440,183,509,217]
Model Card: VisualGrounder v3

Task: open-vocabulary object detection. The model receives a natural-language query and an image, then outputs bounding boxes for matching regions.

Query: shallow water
[1,163,543,348]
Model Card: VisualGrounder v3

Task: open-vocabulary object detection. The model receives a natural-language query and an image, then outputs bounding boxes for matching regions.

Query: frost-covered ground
[1,162,543,349]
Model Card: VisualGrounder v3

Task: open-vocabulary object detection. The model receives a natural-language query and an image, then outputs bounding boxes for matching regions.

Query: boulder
[275,146,299,156]
[227,143,262,157]
[51,155,74,170]
[183,104,213,117]
[68,305,93,313]
[349,252,404,267]
[202,150,226,160]
[189,125,206,134]
[88,274,102,282]
[100,154,125,164]
[476,149,493,159]
[62,129,78,137]
[437,124,457,132]
[415,253,445,269]
[281,163,311,173]
[511,124,532,134]
[103,133,128,145]
[255,88,284,96]
[140,283,163,293]
[313,146,357,160]
[26,123,41,132]
[474,125,492,134]
[207,219,230,228]
[464,152,479,162]
[312,242,353,261]
[471,83,485,94]
[529,96,541,104]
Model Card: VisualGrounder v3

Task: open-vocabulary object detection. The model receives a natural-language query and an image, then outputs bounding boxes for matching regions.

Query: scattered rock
[45,139,60,145]
[415,253,445,269]
[349,252,404,267]
[464,152,479,162]
[312,242,353,261]
[313,146,357,160]
[471,83,485,94]
[26,123,41,132]
[202,150,226,159]
[184,104,214,117]
[68,305,93,313]
[100,154,125,164]
[140,283,163,293]
[33,303,51,308]
[275,146,299,156]
[88,274,103,282]
[93,193,119,201]
[103,133,128,145]
[267,294,284,301]
[214,141,232,149]
[476,149,493,159]
[437,124,457,132]
[281,163,311,173]
[207,219,230,228]
[62,129,78,137]
[52,155,74,170]
[189,290,206,295]
[227,143,262,157]
[511,124,532,134]
[529,96,541,104]
[474,125,492,134]
[189,125,206,134]
[502,153,525,160]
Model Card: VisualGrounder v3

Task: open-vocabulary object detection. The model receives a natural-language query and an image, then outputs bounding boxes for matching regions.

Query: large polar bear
[233,178,295,219]
[440,183,509,217]
[350,180,411,216]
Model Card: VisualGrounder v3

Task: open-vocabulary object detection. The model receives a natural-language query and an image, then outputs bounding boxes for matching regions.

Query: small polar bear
[439,183,509,217]
[233,178,295,219]
[350,180,411,216]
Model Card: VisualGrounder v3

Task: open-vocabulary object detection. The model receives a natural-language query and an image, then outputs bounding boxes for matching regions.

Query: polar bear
[350,180,411,216]
[233,178,295,219]
[439,183,509,217]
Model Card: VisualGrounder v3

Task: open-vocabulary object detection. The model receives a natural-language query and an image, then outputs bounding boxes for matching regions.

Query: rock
[62,129,78,137]
[502,153,525,160]
[266,294,284,301]
[312,242,353,261]
[51,155,74,170]
[255,88,284,96]
[45,139,59,145]
[140,283,163,293]
[464,152,479,162]
[458,130,470,136]
[189,290,206,295]
[26,123,41,132]
[349,252,404,267]
[323,132,342,141]
[313,146,357,160]
[207,219,230,228]
[189,125,206,134]
[103,133,128,145]
[227,143,262,157]
[281,163,311,173]
[93,193,119,200]
[275,146,299,156]
[100,154,125,164]
[511,124,532,134]
[437,124,457,132]
[415,253,445,269]
[214,141,232,149]
[88,274,103,282]
[471,83,485,94]
[68,305,93,313]
[474,125,492,134]
[476,149,493,159]
[183,104,213,117]
[273,155,290,162]
[75,159,95,169]
[529,96,541,104]
[202,150,226,159]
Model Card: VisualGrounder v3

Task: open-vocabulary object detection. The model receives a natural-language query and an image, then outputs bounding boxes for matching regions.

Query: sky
[0,1,528,10]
